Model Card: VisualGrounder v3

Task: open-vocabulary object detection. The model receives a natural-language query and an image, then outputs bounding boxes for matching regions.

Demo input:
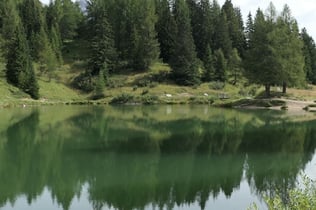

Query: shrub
[209,81,225,90]
[142,89,149,95]
[249,175,316,210]
[110,93,134,104]
[72,73,94,92]
[141,95,158,105]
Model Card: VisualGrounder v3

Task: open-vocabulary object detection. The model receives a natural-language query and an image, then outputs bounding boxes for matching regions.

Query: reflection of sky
[304,151,316,180]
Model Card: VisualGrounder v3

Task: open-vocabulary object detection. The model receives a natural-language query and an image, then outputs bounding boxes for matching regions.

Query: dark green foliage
[202,45,215,82]
[87,8,116,75]
[301,28,316,84]
[19,0,45,59]
[155,0,176,63]
[170,0,200,85]
[72,72,94,92]
[213,49,227,82]
[6,26,39,99]
[213,11,232,57]
[110,93,134,104]
[222,0,246,57]
[227,48,242,85]
[59,0,83,41]
[94,68,106,99]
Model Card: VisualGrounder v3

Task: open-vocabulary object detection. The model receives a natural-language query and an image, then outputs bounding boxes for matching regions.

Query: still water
[0,105,315,210]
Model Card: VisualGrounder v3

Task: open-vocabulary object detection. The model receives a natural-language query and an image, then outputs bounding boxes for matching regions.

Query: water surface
[0,105,315,210]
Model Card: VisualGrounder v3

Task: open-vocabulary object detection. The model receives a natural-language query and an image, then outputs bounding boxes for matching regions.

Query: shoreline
[1,97,315,113]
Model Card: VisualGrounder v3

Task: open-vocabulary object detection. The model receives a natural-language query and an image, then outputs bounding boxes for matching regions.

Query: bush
[142,89,149,95]
[72,73,94,92]
[110,93,134,104]
[141,95,158,105]
[249,175,316,210]
[107,78,125,89]
[209,81,225,90]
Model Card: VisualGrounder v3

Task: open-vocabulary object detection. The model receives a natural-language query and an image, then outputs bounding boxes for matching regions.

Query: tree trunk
[265,84,270,97]
[282,82,287,94]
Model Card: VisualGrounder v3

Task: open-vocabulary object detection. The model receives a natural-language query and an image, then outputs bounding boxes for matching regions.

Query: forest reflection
[0,106,315,210]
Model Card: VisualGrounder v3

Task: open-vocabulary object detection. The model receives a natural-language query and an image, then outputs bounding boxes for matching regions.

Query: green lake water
[0,105,315,210]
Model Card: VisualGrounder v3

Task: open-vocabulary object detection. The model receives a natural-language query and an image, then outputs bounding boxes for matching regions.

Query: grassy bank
[1,62,316,109]
[1,39,316,109]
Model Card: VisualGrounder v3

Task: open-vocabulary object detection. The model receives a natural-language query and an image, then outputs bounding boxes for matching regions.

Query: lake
[0,105,315,210]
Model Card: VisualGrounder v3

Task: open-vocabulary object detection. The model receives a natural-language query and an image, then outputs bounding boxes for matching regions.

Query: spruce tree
[155,0,177,63]
[88,8,116,76]
[221,1,246,57]
[202,45,215,82]
[301,28,316,84]
[244,9,277,96]
[270,4,305,93]
[130,0,159,70]
[6,26,39,99]
[213,48,227,82]
[213,11,232,58]
[170,0,200,85]
[227,48,242,85]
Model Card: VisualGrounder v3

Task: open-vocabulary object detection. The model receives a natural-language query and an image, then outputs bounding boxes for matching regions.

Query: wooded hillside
[1,0,316,99]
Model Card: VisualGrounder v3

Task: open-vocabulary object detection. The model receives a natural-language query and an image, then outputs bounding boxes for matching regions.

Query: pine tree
[155,0,177,63]
[88,8,116,76]
[244,9,277,96]
[170,0,200,85]
[227,48,242,85]
[59,0,83,41]
[213,48,227,82]
[213,11,232,58]
[270,4,305,93]
[245,12,254,49]
[130,0,159,70]
[6,26,39,99]
[301,28,316,84]
[202,45,215,82]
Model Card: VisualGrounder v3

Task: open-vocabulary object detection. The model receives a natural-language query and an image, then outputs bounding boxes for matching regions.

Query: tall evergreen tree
[202,45,215,82]
[213,48,227,82]
[155,0,177,63]
[222,0,245,56]
[244,9,277,96]
[170,0,200,85]
[301,28,316,84]
[270,4,305,93]
[88,8,116,76]
[59,0,83,41]
[6,26,39,99]
[130,0,159,70]
[213,11,232,58]
[245,12,254,49]
[227,48,242,85]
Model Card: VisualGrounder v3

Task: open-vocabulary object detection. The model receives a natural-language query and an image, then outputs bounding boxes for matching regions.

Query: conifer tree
[170,0,200,85]
[6,26,39,99]
[244,9,277,96]
[155,0,177,63]
[228,48,242,85]
[88,8,116,76]
[213,11,232,58]
[301,28,316,84]
[202,45,215,82]
[270,4,305,93]
[213,48,227,82]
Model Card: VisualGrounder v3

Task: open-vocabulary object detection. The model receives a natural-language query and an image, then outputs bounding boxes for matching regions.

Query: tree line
[1,0,316,98]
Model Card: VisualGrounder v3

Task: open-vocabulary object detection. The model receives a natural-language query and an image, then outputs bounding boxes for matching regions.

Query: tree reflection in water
[0,106,315,210]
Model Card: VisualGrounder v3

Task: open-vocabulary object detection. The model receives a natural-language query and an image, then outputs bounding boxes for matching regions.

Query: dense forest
[1,0,316,99]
